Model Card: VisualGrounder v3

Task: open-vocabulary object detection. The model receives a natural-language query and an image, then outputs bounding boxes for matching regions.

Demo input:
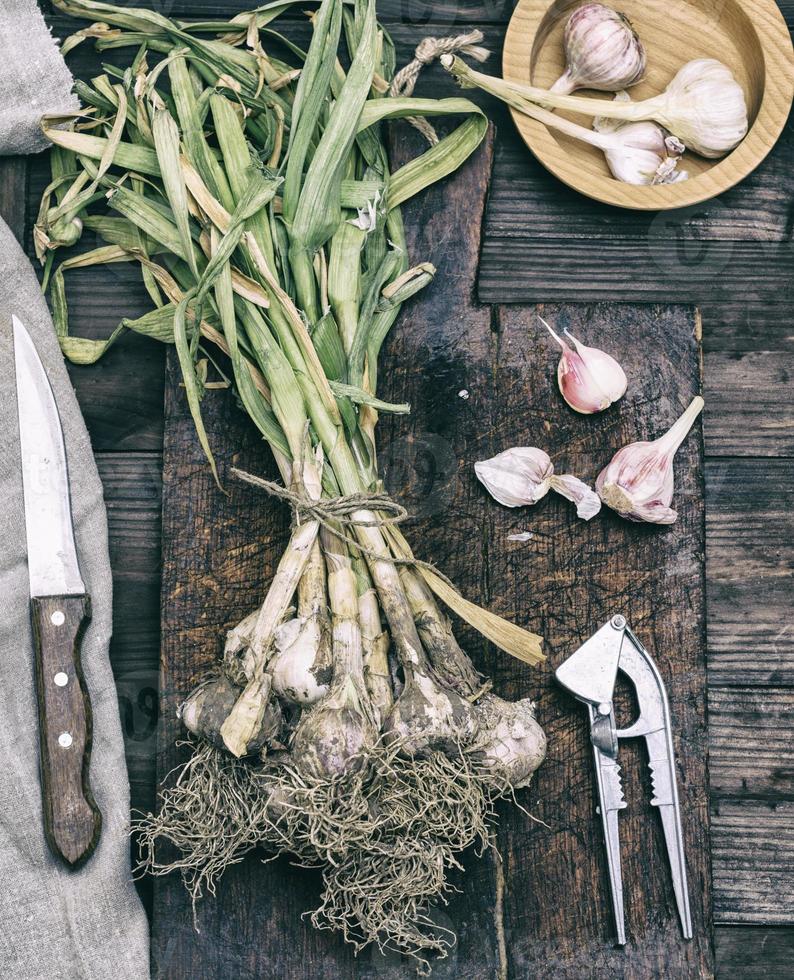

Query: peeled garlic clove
[541,317,627,413]
[270,615,332,705]
[475,446,553,507]
[596,395,704,524]
[549,473,602,520]
[551,2,646,96]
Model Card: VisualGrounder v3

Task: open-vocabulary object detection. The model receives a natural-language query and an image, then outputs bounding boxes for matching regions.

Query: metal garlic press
[555,615,692,945]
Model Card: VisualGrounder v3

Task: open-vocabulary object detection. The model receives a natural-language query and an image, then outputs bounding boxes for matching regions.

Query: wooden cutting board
[153,125,714,978]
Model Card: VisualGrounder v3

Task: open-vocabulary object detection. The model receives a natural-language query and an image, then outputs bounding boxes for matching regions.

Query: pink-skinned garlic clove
[596,395,704,524]
[541,317,627,414]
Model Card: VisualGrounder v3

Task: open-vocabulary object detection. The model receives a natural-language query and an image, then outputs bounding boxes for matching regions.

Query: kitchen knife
[12,314,102,867]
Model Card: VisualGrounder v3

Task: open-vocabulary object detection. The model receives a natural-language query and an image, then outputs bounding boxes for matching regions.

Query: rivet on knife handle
[31,594,101,867]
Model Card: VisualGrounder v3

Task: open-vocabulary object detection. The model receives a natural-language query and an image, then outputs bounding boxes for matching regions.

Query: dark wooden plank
[99,453,162,677]
[712,801,794,924]
[704,353,794,458]
[714,925,794,976]
[699,303,794,354]
[478,238,794,306]
[0,156,28,241]
[485,123,794,245]
[97,453,162,815]
[706,458,794,687]
[709,688,794,800]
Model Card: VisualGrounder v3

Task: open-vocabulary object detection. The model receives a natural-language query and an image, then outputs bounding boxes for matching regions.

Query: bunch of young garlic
[42,0,546,968]
[442,1,749,185]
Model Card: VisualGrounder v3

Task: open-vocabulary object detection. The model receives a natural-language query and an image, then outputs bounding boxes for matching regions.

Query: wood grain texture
[714,925,794,976]
[0,156,27,241]
[712,800,794,924]
[74,0,517,23]
[97,453,162,814]
[502,0,794,209]
[708,688,794,799]
[31,593,102,867]
[478,238,794,305]
[699,303,794,353]
[704,353,794,457]
[706,458,794,687]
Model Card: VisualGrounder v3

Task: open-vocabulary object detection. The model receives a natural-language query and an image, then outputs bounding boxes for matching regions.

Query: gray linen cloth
[0,1,150,977]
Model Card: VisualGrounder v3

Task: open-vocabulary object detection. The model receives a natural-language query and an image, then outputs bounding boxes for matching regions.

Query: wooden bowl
[503,0,794,209]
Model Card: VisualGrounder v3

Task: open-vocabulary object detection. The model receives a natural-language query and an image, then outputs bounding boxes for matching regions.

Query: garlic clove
[549,473,602,520]
[475,446,553,507]
[476,445,601,522]
[541,317,627,413]
[596,395,704,524]
[551,3,646,96]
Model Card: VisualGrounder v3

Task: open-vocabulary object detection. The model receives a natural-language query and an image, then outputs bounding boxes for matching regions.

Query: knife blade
[13,314,102,868]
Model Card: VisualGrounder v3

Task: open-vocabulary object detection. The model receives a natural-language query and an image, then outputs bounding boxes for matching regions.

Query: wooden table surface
[3,1,793,975]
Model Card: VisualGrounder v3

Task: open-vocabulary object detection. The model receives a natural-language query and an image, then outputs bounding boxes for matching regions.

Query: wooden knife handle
[31,595,102,867]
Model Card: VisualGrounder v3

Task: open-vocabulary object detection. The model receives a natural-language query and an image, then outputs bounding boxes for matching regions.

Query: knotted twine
[388,29,490,144]
[232,467,457,589]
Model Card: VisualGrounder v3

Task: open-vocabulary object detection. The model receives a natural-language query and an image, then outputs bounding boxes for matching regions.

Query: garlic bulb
[179,674,284,757]
[596,395,704,523]
[475,447,552,507]
[647,58,748,158]
[541,317,627,412]
[596,117,687,185]
[270,615,332,705]
[469,694,547,788]
[384,667,479,757]
[443,55,748,159]
[551,3,646,96]
[476,446,601,520]
[290,673,377,779]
